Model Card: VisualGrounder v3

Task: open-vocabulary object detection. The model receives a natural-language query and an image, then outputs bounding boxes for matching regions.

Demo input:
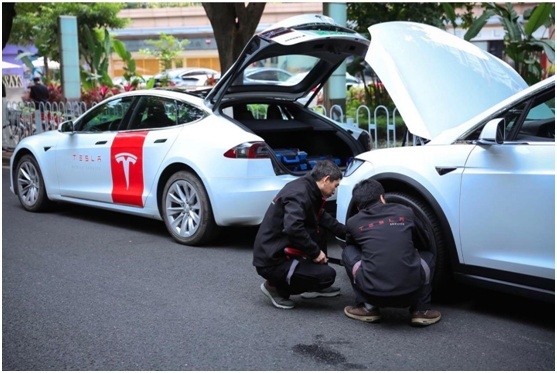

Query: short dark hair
[33,77,40,82]
[310,160,342,182]
[352,178,385,209]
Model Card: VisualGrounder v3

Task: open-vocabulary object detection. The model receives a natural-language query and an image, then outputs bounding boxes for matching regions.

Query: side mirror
[58,120,75,134]
[478,118,504,145]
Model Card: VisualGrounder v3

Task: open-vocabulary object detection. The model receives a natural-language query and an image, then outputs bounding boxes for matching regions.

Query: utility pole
[322,3,347,122]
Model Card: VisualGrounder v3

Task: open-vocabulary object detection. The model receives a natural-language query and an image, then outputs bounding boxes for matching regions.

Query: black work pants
[342,245,435,312]
[256,258,336,299]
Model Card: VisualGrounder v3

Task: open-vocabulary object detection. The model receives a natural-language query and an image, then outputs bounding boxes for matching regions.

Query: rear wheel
[384,191,452,297]
[15,154,52,212]
[162,171,220,245]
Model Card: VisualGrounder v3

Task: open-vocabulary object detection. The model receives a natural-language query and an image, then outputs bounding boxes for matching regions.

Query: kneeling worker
[253,160,347,309]
[342,178,441,326]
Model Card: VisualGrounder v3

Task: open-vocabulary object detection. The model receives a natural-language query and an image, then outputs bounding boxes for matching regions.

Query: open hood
[206,14,369,109]
[366,22,528,139]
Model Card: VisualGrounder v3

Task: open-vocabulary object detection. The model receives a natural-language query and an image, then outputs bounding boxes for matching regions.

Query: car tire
[15,154,52,212]
[162,171,220,246]
[384,191,451,297]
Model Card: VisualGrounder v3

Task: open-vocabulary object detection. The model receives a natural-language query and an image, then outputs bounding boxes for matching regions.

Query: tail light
[224,142,270,159]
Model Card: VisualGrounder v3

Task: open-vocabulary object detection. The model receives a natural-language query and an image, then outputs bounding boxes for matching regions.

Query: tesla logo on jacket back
[111,132,147,207]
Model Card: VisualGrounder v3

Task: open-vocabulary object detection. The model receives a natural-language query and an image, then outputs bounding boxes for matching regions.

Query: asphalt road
[2,166,555,370]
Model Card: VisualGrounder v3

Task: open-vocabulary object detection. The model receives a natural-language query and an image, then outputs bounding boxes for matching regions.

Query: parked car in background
[10,15,371,246]
[154,68,220,87]
[335,22,555,301]
[112,75,152,89]
[243,67,293,85]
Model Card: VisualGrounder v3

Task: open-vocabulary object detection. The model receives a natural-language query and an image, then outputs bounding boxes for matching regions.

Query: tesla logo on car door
[111,132,148,207]
[115,153,137,189]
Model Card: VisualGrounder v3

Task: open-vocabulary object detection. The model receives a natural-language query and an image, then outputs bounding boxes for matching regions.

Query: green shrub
[345,86,406,142]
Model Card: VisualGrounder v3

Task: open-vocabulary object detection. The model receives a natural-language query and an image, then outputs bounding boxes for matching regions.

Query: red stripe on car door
[111,132,148,207]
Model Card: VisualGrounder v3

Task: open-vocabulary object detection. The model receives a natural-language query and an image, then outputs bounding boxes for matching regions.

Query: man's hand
[313,250,328,264]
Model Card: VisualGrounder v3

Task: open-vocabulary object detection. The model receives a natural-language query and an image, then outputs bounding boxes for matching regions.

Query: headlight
[344,158,364,177]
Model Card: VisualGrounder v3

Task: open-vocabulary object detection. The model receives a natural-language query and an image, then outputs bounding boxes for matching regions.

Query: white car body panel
[366,22,528,139]
[459,142,555,278]
[336,145,475,262]
[55,131,118,202]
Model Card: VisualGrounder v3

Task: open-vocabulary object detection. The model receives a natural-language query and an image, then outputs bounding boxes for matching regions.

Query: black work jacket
[346,202,430,297]
[253,174,346,267]
[30,83,49,105]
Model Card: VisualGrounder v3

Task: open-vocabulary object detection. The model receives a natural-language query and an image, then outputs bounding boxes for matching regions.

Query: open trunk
[223,101,360,175]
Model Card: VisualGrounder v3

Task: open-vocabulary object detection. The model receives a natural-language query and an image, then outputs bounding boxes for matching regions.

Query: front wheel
[162,171,220,246]
[15,154,52,212]
[384,191,452,297]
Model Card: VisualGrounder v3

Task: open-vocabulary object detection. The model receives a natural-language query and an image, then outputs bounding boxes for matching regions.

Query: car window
[128,96,177,130]
[75,97,134,132]
[515,90,555,141]
[176,101,206,124]
[464,86,555,142]
[235,55,320,87]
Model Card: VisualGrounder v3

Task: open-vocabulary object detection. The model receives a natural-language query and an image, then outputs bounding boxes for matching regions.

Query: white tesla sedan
[10,15,371,246]
[335,22,555,301]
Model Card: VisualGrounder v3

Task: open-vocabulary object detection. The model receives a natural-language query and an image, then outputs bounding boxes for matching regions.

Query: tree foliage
[79,26,116,90]
[9,3,128,77]
[140,33,189,71]
[347,2,475,36]
[202,3,266,73]
[461,2,555,84]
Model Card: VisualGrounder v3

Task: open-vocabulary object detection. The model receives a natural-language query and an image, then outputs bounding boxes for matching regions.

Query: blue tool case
[274,148,341,172]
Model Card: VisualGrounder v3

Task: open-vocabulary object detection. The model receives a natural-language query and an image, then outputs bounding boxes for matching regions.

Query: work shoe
[410,310,442,326]
[260,282,295,309]
[301,286,341,299]
[344,304,381,323]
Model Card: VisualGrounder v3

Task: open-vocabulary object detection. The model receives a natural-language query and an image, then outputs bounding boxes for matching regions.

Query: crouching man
[342,178,441,326]
[253,160,346,309]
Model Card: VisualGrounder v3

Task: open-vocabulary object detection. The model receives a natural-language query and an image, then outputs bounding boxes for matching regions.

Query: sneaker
[410,310,442,326]
[344,304,381,323]
[300,286,341,299]
[260,282,295,309]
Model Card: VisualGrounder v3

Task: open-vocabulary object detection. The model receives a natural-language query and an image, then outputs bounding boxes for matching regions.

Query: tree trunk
[202,3,266,74]
[43,56,50,81]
